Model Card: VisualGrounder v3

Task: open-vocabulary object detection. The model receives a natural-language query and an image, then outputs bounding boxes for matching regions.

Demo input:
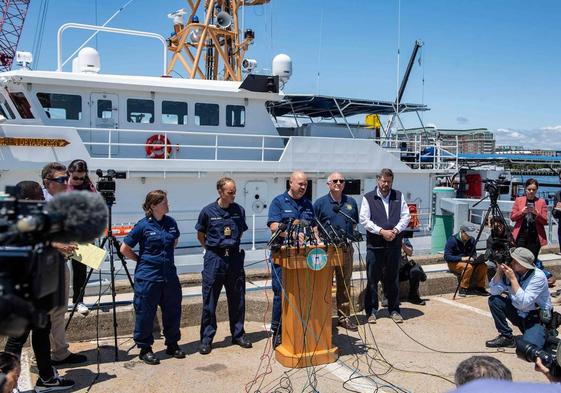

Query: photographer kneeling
[485,247,551,349]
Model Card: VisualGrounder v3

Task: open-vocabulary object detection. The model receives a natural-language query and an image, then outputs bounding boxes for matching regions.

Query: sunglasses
[48,176,69,184]
[71,176,86,182]
[331,179,345,184]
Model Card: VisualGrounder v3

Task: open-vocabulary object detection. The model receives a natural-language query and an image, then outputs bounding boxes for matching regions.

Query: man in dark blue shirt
[267,171,315,347]
[196,177,250,355]
[314,172,359,332]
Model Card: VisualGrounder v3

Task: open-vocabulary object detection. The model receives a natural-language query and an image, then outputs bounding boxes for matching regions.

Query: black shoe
[232,335,253,349]
[50,352,87,365]
[165,344,186,359]
[337,318,359,332]
[458,288,468,297]
[409,295,426,305]
[473,287,490,296]
[199,342,212,355]
[35,373,75,392]
[272,331,282,348]
[485,335,515,348]
[139,347,160,365]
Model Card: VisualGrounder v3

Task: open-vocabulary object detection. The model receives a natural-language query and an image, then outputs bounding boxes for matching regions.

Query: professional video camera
[483,176,509,203]
[95,169,126,205]
[516,311,561,377]
[0,187,108,336]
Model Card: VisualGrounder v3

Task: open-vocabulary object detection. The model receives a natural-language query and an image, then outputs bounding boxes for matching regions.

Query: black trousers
[72,258,88,304]
[364,247,401,315]
[4,319,54,381]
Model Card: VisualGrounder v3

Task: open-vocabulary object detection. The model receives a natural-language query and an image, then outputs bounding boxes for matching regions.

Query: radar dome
[272,54,292,84]
[76,47,100,73]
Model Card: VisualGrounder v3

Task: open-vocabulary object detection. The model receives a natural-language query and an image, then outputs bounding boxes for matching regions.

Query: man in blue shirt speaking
[485,247,552,349]
[314,172,359,332]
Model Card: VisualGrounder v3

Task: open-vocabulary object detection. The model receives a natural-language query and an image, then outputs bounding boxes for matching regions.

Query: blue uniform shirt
[124,215,180,282]
[313,193,358,235]
[267,191,315,227]
[195,201,248,248]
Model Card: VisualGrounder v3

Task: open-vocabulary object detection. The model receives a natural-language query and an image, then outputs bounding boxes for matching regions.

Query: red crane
[0,0,30,71]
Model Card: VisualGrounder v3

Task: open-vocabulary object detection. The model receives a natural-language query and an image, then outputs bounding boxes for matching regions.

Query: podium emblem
[306,248,328,271]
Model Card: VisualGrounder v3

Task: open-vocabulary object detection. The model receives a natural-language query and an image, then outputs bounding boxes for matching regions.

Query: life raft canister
[145,134,172,159]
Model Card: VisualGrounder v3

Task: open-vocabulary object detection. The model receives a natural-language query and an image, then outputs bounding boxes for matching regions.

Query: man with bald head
[314,172,359,331]
[267,171,316,347]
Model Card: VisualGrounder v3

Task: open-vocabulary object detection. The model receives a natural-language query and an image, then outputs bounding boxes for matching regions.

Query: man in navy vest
[360,168,410,323]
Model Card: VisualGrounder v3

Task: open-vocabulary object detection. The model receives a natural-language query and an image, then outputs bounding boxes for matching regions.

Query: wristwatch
[392,228,399,235]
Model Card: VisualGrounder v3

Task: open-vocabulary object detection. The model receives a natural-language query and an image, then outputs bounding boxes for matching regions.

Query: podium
[272,245,344,368]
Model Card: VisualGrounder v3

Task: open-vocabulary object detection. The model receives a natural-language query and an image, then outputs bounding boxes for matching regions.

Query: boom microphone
[13,191,108,244]
[314,218,335,244]
[267,222,287,247]
[332,205,358,225]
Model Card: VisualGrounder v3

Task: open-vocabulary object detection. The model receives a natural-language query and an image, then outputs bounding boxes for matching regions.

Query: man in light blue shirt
[485,247,551,349]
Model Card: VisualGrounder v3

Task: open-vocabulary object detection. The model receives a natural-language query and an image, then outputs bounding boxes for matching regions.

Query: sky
[15,0,561,149]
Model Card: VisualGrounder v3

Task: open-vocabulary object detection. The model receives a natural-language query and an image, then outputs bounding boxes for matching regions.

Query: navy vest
[364,187,403,248]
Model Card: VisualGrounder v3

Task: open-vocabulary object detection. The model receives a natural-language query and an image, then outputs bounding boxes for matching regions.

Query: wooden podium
[272,245,344,368]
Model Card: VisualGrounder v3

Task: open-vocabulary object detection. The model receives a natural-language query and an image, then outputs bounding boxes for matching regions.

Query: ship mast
[166,0,269,81]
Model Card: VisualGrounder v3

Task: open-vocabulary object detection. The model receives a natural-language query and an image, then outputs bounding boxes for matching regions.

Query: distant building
[395,127,495,154]
[495,145,559,157]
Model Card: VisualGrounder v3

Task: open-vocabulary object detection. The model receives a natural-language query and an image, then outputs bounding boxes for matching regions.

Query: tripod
[452,187,513,300]
[65,199,134,361]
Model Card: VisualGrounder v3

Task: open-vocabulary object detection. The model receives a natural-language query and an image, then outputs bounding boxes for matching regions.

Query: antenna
[166,0,270,81]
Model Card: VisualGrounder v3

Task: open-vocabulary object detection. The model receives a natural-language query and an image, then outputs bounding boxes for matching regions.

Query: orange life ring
[407,203,419,229]
[145,134,172,159]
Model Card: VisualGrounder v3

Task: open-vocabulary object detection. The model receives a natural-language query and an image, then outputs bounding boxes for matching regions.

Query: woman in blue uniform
[120,190,185,365]
[196,177,251,355]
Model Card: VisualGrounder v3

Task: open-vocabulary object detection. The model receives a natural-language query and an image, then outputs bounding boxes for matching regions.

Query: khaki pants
[334,247,353,320]
[447,261,487,289]
[50,262,71,361]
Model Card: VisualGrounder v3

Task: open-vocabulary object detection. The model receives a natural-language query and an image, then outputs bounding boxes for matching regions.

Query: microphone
[10,191,108,244]
[300,219,314,245]
[267,222,287,247]
[325,219,343,244]
[314,218,335,245]
[332,205,358,225]
[287,219,300,247]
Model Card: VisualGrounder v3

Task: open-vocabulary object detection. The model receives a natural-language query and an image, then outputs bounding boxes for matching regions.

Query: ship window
[2,101,15,119]
[343,179,362,195]
[97,99,113,119]
[0,105,7,119]
[127,98,154,123]
[195,103,219,126]
[226,105,245,127]
[36,93,82,120]
[162,101,188,125]
[9,92,34,119]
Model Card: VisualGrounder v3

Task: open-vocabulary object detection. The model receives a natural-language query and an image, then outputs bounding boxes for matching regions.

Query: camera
[0,188,66,336]
[95,169,126,205]
[517,336,561,377]
[484,216,513,266]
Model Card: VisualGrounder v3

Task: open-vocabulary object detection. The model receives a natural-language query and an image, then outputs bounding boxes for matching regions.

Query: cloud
[494,126,561,149]
[456,116,469,124]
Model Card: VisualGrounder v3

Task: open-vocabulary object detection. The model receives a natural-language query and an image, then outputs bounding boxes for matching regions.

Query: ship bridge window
[343,179,362,195]
[37,93,82,120]
[9,92,34,119]
[162,101,187,125]
[195,103,219,126]
[0,99,15,120]
[127,98,154,123]
[226,105,245,127]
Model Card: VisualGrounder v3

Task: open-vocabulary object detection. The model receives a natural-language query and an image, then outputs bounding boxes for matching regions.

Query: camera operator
[485,247,552,349]
[511,179,548,262]
[40,162,86,366]
[0,352,20,393]
[444,225,488,297]
[3,181,75,391]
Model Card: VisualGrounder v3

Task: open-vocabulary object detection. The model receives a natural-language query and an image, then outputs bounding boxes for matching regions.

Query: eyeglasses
[71,176,86,182]
[47,176,69,184]
[330,179,345,184]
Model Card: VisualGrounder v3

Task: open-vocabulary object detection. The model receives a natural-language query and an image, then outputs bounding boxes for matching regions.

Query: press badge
[224,226,232,237]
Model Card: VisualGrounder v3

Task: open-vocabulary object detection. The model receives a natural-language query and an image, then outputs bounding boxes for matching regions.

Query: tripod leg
[110,236,135,288]
[452,207,492,300]
[65,267,95,330]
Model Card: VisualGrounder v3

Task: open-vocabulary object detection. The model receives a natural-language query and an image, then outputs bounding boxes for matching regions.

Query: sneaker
[485,335,515,348]
[76,302,89,316]
[458,288,469,297]
[35,370,75,392]
[390,311,404,323]
[367,313,377,324]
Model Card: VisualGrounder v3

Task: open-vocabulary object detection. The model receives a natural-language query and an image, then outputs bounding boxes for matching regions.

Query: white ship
[0,1,460,272]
